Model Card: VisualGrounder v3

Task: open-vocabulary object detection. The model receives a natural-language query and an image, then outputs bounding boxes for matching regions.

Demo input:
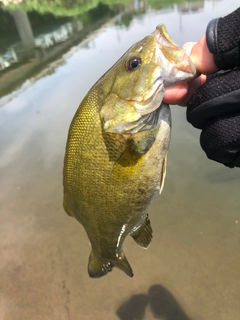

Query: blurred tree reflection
[2,0,201,17]
[115,12,134,28]
[148,0,201,10]
[3,0,129,17]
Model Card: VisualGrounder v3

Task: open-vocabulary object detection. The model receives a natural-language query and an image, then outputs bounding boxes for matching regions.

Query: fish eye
[125,56,142,71]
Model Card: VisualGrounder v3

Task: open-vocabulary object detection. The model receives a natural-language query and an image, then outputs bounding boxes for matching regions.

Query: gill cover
[100,24,197,134]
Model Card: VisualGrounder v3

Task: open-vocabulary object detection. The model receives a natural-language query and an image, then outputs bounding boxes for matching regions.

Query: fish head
[100,24,197,134]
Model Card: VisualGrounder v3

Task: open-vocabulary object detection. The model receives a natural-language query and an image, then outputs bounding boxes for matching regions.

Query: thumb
[184,36,219,75]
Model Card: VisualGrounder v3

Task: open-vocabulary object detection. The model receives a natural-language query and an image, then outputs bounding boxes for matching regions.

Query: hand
[163,36,219,106]
[164,39,240,167]
[163,8,240,168]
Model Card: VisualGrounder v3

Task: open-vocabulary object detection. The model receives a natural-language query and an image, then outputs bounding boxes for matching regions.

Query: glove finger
[187,68,240,129]
[200,112,240,168]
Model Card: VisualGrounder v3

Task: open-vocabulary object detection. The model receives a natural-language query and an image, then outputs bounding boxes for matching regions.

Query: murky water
[0,1,240,319]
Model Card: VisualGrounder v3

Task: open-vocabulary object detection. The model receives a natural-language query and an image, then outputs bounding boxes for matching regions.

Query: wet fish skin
[63,24,197,278]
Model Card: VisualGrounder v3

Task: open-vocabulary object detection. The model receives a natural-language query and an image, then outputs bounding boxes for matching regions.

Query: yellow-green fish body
[63,25,196,278]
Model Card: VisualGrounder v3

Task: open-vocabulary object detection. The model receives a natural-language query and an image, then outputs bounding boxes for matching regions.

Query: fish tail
[88,251,133,278]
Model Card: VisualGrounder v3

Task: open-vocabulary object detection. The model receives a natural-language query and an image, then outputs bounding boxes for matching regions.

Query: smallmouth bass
[63,24,197,278]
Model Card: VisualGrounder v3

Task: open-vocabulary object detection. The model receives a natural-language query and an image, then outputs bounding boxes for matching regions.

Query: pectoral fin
[129,126,158,155]
[159,153,167,194]
[130,215,153,248]
[115,127,159,167]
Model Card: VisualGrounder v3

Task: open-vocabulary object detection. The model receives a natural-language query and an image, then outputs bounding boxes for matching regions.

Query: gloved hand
[187,68,240,168]
[186,8,240,168]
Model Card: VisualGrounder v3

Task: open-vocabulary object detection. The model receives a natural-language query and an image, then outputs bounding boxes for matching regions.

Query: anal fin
[130,215,153,248]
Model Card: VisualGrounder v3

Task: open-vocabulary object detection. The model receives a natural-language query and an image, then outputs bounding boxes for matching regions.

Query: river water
[0,1,240,319]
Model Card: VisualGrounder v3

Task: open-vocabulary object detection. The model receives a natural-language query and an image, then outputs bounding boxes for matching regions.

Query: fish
[63,24,197,278]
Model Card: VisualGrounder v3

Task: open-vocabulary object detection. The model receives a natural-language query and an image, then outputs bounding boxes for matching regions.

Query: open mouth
[154,24,178,49]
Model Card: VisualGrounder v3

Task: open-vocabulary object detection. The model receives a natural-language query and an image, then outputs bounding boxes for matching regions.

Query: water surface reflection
[0,1,240,320]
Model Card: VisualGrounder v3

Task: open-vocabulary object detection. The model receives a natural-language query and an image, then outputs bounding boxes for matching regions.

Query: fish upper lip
[154,26,198,79]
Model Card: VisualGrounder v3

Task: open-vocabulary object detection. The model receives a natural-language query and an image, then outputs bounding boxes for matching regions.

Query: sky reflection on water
[0,1,240,320]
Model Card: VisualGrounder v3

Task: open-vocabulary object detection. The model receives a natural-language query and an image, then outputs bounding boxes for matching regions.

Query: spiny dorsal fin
[130,215,153,248]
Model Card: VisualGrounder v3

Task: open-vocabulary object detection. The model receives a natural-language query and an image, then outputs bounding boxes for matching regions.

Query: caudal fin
[88,251,133,278]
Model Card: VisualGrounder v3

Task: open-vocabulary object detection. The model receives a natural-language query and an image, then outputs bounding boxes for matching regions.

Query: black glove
[187,69,240,168]
[186,8,240,168]
[206,8,240,70]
